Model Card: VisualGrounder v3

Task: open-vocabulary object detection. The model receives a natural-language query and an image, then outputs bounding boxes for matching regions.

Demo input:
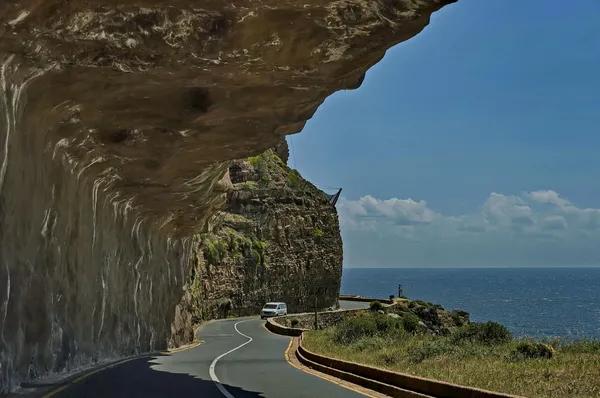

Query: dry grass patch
[303,315,600,398]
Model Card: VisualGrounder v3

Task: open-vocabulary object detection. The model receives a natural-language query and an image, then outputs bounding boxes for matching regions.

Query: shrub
[408,340,455,364]
[287,170,302,187]
[334,315,378,344]
[452,312,466,327]
[408,301,417,309]
[389,295,395,300]
[248,156,261,167]
[203,241,220,265]
[402,312,420,333]
[514,341,555,359]
[290,319,300,328]
[334,314,402,344]
[452,321,512,345]
[314,229,324,242]
[369,300,384,312]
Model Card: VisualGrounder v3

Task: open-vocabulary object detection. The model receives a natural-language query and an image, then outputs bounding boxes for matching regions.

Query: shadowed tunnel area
[48,354,263,398]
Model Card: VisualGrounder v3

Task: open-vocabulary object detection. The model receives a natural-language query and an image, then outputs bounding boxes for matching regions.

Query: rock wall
[0,0,456,393]
[177,148,343,324]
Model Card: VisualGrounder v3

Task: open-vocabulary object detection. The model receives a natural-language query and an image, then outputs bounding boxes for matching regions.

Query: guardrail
[266,296,522,398]
[296,337,521,398]
[265,317,307,336]
[338,295,395,305]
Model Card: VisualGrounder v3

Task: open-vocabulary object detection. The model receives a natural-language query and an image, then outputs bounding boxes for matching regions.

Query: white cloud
[529,190,571,208]
[338,195,438,227]
[339,190,600,267]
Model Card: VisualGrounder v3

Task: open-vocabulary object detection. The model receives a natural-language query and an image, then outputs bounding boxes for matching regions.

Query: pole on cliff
[314,294,318,330]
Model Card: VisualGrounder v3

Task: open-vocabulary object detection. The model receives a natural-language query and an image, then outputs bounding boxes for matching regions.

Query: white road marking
[209,320,253,398]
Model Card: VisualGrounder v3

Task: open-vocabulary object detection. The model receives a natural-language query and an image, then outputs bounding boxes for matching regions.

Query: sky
[288,0,600,268]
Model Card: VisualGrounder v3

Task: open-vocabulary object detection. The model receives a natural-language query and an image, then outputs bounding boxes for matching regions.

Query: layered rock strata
[0,0,456,393]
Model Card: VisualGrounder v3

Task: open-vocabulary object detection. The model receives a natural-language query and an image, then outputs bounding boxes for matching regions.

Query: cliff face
[176,147,342,327]
[0,0,456,393]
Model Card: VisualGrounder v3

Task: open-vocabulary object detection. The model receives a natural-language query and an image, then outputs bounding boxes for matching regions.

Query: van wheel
[260,316,264,320]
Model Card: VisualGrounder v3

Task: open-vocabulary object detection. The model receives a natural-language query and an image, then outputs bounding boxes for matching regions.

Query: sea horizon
[341,267,600,340]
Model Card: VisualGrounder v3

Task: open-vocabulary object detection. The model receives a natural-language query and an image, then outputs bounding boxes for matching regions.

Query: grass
[303,313,600,398]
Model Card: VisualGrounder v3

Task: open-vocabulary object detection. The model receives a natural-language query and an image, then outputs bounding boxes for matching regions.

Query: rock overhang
[0,0,456,236]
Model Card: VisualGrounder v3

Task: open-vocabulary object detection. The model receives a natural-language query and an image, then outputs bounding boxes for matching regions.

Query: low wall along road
[267,296,523,398]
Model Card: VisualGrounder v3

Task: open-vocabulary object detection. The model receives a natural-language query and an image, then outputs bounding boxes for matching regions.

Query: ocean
[341,267,600,340]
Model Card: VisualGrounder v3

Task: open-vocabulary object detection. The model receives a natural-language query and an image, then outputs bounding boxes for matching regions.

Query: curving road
[338,299,372,310]
[46,302,369,398]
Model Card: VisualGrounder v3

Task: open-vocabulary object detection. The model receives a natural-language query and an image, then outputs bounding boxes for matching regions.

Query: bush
[334,315,378,344]
[314,229,324,242]
[452,321,512,345]
[452,312,466,327]
[290,319,300,328]
[401,312,420,333]
[389,295,395,300]
[514,341,555,359]
[408,340,455,364]
[203,241,220,265]
[369,300,384,312]
[334,314,403,344]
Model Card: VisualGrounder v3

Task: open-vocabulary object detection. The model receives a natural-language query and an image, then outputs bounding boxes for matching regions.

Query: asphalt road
[338,299,372,310]
[50,317,366,398]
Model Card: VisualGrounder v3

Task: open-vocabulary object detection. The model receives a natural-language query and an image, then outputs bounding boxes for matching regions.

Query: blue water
[341,268,600,340]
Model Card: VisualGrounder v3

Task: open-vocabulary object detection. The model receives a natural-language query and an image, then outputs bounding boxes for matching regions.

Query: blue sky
[288,0,600,267]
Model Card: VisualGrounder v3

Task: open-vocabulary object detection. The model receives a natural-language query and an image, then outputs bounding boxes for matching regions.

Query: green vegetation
[242,181,258,190]
[313,228,324,242]
[240,149,332,207]
[248,156,261,167]
[450,321,511,345]
[203,240,220,266]
[201,229,268,268]
[369,300,384,312]
[513,340,555,359]
[287,169,302,187]
[303,312,600,398]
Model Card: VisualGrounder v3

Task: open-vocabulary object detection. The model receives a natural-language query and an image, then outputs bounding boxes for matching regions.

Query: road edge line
[283,338,377,398]
[209,320,253,398]
[259,322,377,398]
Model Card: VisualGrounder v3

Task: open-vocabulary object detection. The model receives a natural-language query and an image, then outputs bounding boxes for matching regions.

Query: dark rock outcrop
[0,0,457,393]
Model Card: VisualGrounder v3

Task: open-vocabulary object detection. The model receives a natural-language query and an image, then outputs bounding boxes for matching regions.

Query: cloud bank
[338,190,600,268]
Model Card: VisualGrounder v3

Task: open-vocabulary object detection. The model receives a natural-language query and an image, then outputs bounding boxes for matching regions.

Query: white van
[260,302,287,319]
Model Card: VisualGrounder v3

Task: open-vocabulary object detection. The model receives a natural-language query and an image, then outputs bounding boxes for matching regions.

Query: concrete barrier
[338,295,394,305]
[294,344,430,398]
[265,317,307,336]
[297,336,522,398]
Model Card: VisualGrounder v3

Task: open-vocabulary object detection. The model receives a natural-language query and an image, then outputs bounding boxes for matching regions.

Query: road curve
[338,299,372,310]
[48,317,367,398]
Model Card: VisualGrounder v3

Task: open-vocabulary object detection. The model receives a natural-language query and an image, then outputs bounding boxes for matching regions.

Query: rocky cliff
[172,144,342,338]
[0,0,456,393]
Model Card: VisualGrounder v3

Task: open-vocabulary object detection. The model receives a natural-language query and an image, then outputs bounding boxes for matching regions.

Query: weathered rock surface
[175,147,342,326]
[0,0,456,393]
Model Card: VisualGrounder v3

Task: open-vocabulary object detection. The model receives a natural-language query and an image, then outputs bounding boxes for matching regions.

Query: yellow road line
[42,357,138,398]
[42,324,205,398]
[283,339,376,398]
[260,322,377,398]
